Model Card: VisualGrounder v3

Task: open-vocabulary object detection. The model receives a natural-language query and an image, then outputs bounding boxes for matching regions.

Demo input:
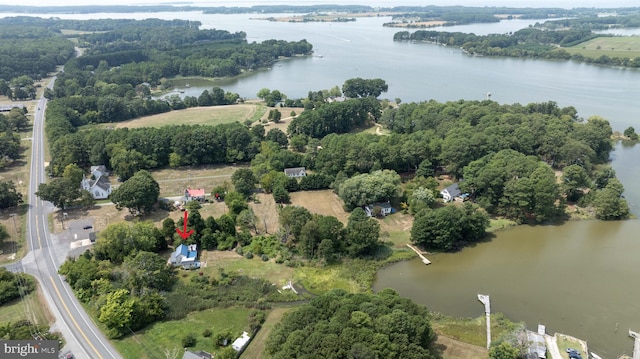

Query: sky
[2,0,639,9]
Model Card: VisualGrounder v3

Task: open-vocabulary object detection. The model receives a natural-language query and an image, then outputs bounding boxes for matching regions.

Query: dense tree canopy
[411,203,489,251]
[0,181,22,209]
[35,178,81,210]
[266,289,438,359]
[110,170,160,216]
[342,78,388,98]
[338,170,401,210]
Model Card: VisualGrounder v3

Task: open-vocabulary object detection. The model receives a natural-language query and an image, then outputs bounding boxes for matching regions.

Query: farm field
[564,36,640,59]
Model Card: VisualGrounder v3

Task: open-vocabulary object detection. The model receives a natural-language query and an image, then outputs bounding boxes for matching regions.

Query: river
[4,10,640,356]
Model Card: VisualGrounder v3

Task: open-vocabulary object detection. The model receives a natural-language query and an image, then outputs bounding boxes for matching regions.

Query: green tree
[123,251,175,294]
[110,170,159,216]
[0,181,22,209]
[562,164,591,202]
[110,149,152,182]
[342,78,388,98]
[224,191,248,216]
[411,203,488,251]
[35,178,80,210]
[99,289,134,338]
[62,163,84,186]
[344,208,380,257]
[0,224,8,247]
[279,206,312,243]
[272,184,289,204]
[232,168,257,199]
[338,170,401,210]
[624,126,638,141]
[489,342,520,359]
[266,289,437,358]
[594,178,629,220]
[161,218,176,240]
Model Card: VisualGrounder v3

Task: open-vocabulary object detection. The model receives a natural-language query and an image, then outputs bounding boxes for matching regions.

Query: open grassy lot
[114,307,252,359]
[289,190,350,224]
[200,251,294,286]
[249,192,280,236]
[113,105,258,129]
[431,313,521,348]
[240,307,293,359]
[564,36,640,59]
[151,164,241,197]
[436,335,489,359]
[0,283,54,326]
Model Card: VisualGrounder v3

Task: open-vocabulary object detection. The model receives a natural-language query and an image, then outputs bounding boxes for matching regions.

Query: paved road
[19,79,122,359]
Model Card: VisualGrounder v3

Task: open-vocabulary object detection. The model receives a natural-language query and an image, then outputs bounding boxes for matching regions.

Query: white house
[168,244,200,269]
[182,350,212,359]
[81,165,112,199]
[364,201,394,217]
[232,331,251,352]
[284,167,306,178]
[440,183,462,203]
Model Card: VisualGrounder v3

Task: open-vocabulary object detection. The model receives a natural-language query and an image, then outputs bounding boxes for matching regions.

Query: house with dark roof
[81,165,112,199]
[168,244,200,269]
[440,183,462,202]
[184,188,206,203]
[182,349,212,359]
[284,167,306,178]
[364,201,394,217]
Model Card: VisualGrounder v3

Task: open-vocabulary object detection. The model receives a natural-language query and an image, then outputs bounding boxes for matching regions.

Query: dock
[630,329,640,359]
[406,244,431,265]
[477,294,491,349]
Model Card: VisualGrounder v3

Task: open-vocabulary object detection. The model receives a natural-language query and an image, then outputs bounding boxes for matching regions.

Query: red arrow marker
[176,210,194,240]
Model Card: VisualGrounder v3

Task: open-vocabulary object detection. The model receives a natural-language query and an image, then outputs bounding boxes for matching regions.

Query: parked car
[566,348,582,359]
[82,225,93,230]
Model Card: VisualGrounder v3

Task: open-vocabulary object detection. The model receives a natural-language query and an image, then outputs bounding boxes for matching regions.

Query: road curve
[21,78,122,359]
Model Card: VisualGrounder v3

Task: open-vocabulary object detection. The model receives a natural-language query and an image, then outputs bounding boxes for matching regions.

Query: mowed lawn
[114,105,259,129]
[564,36,640,59]
[113,307,252,359]
[0,284,53,326]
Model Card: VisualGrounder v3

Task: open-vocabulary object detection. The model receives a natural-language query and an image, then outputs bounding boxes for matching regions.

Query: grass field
[431,313,521,348]
[564,36,640,59]
[240,307,293,359]
[200,250,295,286]
[151,164,242,197]
[289,190,350,224]
[0,283,53,326]
[249,193,280,236]
[113,105,258,129]
[436,335,488,359]
[114,307,252,359]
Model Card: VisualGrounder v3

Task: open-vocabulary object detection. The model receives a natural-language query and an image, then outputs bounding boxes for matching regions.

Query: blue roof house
[168,244,201,269]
